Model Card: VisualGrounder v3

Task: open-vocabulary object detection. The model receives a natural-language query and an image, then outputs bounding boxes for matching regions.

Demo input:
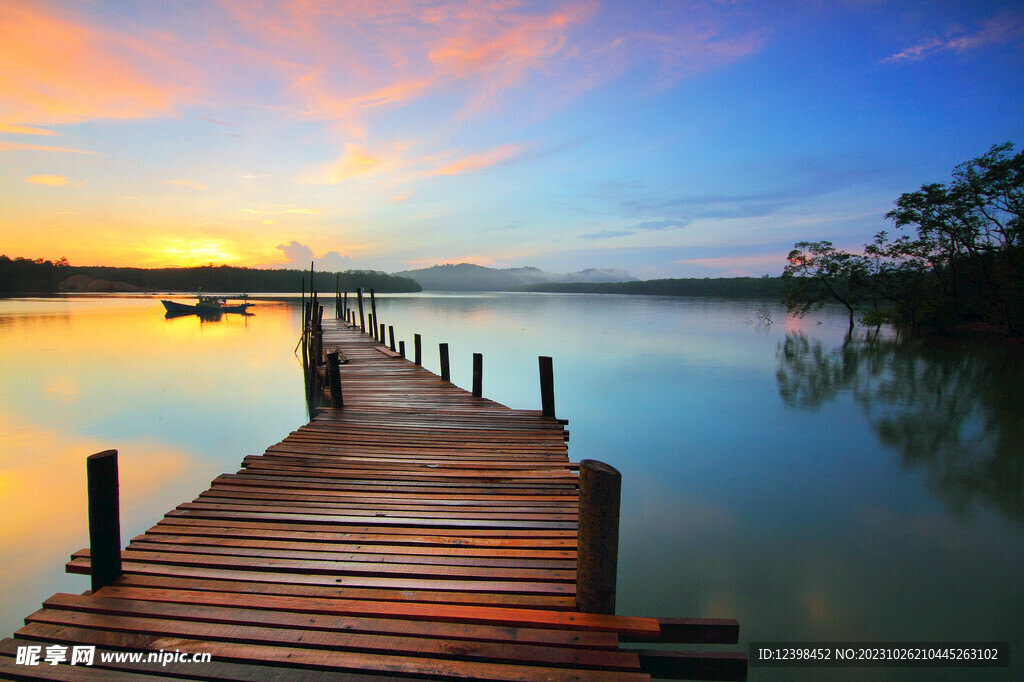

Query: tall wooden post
[414,334,422,366]
[539,356,555,419]
[357,288,366,333]
[576,459,621,615]
[388,325,396,352]
[439,343,450,382]
[370,290,378,340]
[342,292,348,324]
[472,353,483,397]
[87,450,122,593]
[326,350,344,408]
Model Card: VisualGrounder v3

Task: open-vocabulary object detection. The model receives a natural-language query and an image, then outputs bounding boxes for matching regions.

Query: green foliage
[785,142,1024,336]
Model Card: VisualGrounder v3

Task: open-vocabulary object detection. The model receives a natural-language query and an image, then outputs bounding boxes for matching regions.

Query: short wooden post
[414,334,422,365]
[87,450,122,593]
[439,343,450,382]
[379,322,386,344]
[399,340,406,358]
[472,353,483,397]
[388,325,396,352]
[539,356,555,418]
[356,288,366,332]
[576,459,621,615]
[326,350,344,408]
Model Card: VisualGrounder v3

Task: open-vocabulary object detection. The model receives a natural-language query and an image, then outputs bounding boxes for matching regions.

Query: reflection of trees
[777,333,1024,524]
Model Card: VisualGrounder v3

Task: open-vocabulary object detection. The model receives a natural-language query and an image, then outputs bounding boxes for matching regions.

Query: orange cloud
[303,144,384,184]
[0,140,95,154]
[0,122,57,135]
[432,144,523,176]
[23,174,70,186]
[0,0,193,125]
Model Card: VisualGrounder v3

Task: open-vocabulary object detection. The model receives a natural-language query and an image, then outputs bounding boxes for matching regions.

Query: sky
[2,0,1023,278]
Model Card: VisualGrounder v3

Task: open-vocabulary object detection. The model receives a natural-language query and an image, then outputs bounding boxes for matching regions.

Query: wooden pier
[2,302,746,680]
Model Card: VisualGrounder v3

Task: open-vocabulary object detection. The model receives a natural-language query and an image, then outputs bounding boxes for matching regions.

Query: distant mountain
[394,263,636,291]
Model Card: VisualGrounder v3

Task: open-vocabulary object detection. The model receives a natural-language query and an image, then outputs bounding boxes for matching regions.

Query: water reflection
[777,333,1024,524]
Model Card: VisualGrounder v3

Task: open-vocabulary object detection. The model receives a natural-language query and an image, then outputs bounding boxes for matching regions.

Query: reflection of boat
[161,295,253,315]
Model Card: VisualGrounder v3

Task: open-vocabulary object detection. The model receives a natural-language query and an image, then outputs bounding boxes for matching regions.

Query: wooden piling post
[326,350,344,408]
[388,325,396,352]
[472,353,483,397]
[414,334,422,366]
[439,343,450,382]
[370,289,378,339]
[343,292,348,324]
[539,356,555,419]
[576,459,621,615]
[399,340,406,358]
[379,323,386,344]
[87,450,122,593]
[356,288,366,333]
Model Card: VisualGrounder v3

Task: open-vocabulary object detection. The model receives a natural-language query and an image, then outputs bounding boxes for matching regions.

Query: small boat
[161,294,253,315]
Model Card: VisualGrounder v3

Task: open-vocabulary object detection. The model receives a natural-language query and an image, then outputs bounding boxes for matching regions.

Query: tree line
[784,142,1023,336]
[517,276,784,298]
[0,258,421,295]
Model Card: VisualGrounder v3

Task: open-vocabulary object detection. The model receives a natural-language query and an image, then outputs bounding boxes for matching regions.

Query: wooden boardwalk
[2,315,746,680]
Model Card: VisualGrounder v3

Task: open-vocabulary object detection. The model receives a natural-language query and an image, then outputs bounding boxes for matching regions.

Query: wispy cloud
[882,11,1024,63]
[432,144,524,176]
[166,180,207,191]
[0,123,58,136]
[302,144,384,184]
[0,141,95,154]
[0,0,195,124]
[24,174,70,186]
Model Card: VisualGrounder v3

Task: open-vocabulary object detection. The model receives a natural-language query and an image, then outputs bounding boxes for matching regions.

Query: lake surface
[1,292,1021,680]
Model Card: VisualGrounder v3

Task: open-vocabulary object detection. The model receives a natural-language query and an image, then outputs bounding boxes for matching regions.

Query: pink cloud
[882,11,1024,63]
[0,1,196,125]
[432,144,524,176]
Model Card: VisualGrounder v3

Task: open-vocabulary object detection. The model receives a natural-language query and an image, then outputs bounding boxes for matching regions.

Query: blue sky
[2,0,1023,277]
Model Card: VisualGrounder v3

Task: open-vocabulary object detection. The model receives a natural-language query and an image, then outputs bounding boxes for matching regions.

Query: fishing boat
[161,294,253,315]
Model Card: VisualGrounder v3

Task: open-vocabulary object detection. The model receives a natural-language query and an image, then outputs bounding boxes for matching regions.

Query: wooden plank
[87,587,662,638]
[24,607,640,672]
[16,623,649,682]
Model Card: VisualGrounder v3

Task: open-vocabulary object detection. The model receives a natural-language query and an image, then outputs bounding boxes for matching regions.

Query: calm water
[1,293,1021,680]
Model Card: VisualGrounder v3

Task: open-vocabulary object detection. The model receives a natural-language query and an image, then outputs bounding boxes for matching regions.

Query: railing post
[326,350,344,408]
[539,356,555,418]
[388,325,396,351]
[439,343,450,382]
[576,459,621,615]
[87,449,122,593]
[472,353,483,397]
[414,334,422,365]
[357,288,366,333]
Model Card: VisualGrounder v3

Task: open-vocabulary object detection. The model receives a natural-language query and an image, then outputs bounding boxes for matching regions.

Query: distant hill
[394,263,635,291]
[517,277,785,298]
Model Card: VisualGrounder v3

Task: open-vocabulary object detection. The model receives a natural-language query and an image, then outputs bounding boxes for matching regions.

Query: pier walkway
[2,314,745,680]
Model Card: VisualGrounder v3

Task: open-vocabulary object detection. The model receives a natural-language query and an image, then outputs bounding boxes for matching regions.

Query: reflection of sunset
[0,412,197,551]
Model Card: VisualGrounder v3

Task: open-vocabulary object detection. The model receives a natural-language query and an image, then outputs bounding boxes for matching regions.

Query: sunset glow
[2,0,1022,276]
